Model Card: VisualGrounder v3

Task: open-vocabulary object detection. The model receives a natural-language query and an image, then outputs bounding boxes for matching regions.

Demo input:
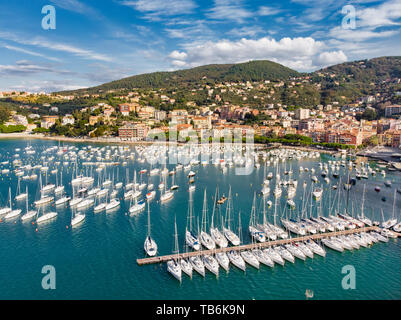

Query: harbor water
[0,138,400,300]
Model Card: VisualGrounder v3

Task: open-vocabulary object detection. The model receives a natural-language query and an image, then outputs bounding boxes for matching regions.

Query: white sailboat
[144,200,158,257]
[185,191,200,250]
[223,186,240,246]
[382,189,398,229]
[36,205,57,224]
[15,177,27,201]
[71,207,85,227]
[167,216,182,282]
[5,187,22,219]
[21,186,37,221]
[54,170,65,194]
[199,189,216,250]
[210,188,228,248]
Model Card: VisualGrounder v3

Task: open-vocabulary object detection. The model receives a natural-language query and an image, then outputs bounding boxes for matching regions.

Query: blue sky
[0,0,401,92]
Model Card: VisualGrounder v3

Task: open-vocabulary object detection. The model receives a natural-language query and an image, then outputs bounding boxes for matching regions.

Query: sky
[0,0,400,92]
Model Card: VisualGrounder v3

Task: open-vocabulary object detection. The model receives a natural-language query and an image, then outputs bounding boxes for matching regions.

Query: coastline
[0,132,335,154]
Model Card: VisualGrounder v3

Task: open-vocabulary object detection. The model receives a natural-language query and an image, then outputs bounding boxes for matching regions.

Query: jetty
[137,226,400,266]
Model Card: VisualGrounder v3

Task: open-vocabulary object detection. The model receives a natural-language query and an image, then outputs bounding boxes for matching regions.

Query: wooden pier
[137,226,400,266]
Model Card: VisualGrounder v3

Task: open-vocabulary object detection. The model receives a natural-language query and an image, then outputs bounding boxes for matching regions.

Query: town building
[118,124,149,140]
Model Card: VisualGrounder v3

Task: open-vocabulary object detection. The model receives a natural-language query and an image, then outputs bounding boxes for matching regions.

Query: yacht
[144,201,158,257]
[215,252,230,271]
[252,248,274,268]
[129,198,145,215]
[203,255,219,276]
[241,250,260,269]
[167,260,182,282]
[263,247,285,266]
[167,217,182,281]
[227,250,246,271]
[180,258,193,278]
[189,256,205,277]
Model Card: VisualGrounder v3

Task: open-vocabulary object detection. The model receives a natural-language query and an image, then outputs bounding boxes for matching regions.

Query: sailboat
[5,187,22,219]
[129,194,145,215]
[199,189,216,250]
[36,205,57,224]
[357,184,372,226]
[202,253,219,277]
[41,170,55,193]
[34,174,54,206]
[223,186,240,246]
[0,188,12,216]
[210,188,228,248]
[21,186,37,221]
[167,216,182,282]
[189,217,206,277]
[382,189,398,229]
[54,170,65,194]
[160,174,174,202]
[185,192,200,250]
[248,193,266,243]
[71,206,85,227]
[239,212,260,269]
[144,200,158,256]
[15,177,28,201]
[170,173,179,190]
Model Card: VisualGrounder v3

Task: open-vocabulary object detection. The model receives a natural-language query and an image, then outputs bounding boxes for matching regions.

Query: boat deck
[137,226,400,265]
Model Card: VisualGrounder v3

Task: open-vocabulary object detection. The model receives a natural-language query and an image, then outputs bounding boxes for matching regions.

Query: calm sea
[0,138,400,300]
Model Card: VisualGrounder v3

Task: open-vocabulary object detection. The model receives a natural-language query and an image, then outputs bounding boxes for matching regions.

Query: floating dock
[137,226,400,265]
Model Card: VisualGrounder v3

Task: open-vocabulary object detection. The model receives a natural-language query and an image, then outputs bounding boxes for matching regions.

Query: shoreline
[0,132,336,154]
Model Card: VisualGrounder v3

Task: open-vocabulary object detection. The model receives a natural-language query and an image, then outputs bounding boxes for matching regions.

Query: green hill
[60,60,300,95]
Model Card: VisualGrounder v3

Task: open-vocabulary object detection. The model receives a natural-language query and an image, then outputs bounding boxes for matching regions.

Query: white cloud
[315,50,347,65]
[167,36,344,71]
[207,0,252,23]
[258,6,282,16]
[0,43,61,62]
[50,0,101,18]
[329,26,399,41]
[357,0,401,28]
[169,50,188,60]
[0,32,112,62]
[121,0,197,20]
[0,60,72,76]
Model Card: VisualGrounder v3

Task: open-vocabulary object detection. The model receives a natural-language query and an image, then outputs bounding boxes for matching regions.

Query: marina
[0,138,400,299]
[137,226,400,265]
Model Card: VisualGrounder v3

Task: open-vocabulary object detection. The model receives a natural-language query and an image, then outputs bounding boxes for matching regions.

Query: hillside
[315,56,401,81]
[60,60,300,95]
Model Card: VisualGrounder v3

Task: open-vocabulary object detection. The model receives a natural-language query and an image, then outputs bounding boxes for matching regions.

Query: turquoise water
[0,138,400,300]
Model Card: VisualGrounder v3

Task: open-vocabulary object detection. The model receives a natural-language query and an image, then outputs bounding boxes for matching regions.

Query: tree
[360,108,377,121]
